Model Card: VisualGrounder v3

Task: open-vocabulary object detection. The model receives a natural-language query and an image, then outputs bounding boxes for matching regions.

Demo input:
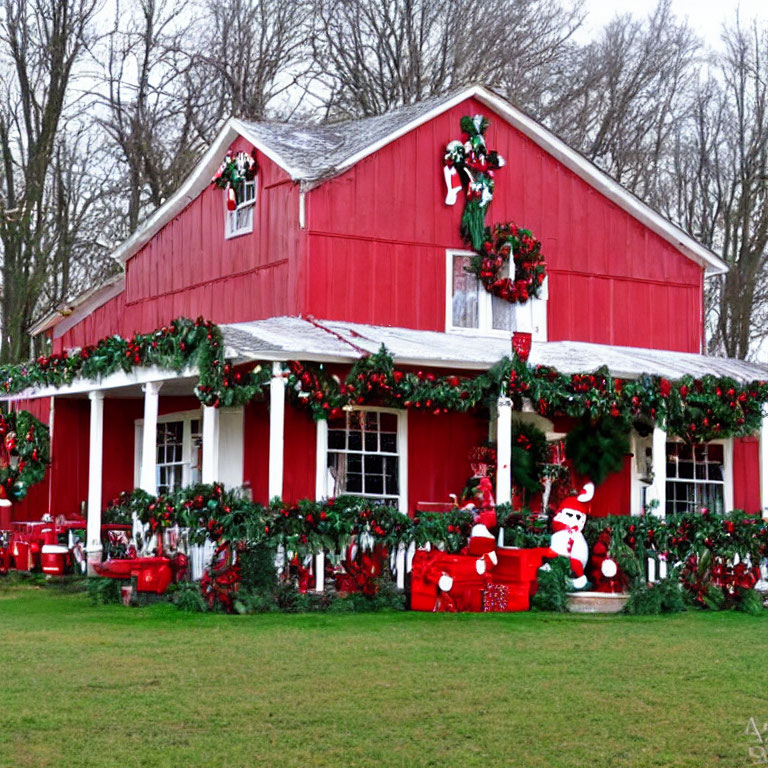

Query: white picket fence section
[188,539,216,582]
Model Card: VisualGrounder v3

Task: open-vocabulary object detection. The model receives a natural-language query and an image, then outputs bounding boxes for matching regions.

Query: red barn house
[7,85,768,566]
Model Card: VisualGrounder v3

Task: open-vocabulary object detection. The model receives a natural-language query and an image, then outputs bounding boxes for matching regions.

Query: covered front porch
[5,317,768,577]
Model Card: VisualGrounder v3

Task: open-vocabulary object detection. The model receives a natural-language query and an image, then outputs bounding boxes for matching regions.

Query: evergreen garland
[0,318,766,447]
[531,558,571,612]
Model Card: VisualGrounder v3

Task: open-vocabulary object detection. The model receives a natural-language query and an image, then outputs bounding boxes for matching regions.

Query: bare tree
[97,0,210,234]
[0,0,100,362]
[308,0,585,119]
[546,0,700,201]
[703,22,768,359]
[192,0,313,123]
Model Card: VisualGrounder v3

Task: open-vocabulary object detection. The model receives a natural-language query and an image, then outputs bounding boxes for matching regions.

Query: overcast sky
[581,0,768,46]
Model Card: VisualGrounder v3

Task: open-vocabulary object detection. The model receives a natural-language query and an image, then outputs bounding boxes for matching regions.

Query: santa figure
[437,476,499,601]
[544,482,594,589]
[461,476,498,575]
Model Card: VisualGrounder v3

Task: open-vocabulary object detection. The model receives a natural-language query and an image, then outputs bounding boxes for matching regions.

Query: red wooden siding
[408,410,488,512]
[588,459,632,518]
[733,437,761,514]
[52,291,127,354]
[282,407,316,503]
[243,402,270,503]
[46,398,89,520]
[54,137,305,352]
[102,399,143,506]
[56,96,704,355]
[305,97,703,351]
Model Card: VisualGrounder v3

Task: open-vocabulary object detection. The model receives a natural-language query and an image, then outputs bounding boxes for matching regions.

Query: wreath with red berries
[0,409,50,502]
[468,222,547,304]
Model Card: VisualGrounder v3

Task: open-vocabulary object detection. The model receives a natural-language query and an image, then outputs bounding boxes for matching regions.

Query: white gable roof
[108,85,726,276]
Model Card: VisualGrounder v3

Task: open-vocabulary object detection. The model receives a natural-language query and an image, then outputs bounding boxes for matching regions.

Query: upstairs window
[213,149,258,239]
[226,178,256,238]
[446,250,547,338]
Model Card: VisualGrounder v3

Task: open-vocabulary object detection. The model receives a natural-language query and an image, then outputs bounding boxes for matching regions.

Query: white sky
[580,0,768,46]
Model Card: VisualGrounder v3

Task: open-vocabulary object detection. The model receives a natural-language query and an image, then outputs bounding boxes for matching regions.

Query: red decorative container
[0,501,11,531]
[12,540,30,571]
[93,556,173,594]
[512,331,532,361]
[40,545,69,576]
[136,562,172,594]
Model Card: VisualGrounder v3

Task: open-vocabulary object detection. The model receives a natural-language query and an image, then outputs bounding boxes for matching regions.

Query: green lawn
[0,585,765,768]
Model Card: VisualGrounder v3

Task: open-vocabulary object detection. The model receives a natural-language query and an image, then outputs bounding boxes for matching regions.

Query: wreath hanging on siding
[443,115,547,304]
[0,408,50,502]
[212,150,258,210]
[471,222,546,304]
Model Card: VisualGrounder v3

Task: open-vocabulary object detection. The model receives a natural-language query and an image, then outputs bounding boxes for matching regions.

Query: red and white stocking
[443,165,463,206]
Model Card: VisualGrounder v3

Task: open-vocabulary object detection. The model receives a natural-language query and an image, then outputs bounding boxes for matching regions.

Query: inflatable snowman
[545,482,594,589]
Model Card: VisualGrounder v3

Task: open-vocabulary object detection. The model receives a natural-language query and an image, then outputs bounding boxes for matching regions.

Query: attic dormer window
[226,178,256,238]
[212,150,258,239]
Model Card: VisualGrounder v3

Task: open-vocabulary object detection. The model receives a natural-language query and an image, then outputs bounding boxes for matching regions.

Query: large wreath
[468,222,546,303]
[0,409,50,502]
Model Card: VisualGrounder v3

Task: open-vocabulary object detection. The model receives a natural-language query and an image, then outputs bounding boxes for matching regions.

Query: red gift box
[495,547,548,586]
[483,581,531,611]
[483,583,509,612]
[411,550,487,612]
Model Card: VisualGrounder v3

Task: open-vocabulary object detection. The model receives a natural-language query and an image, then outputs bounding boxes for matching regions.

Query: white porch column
[86,391,105,572]
[646,425,667,517]
[495,395,513,506]
[269,362,286,501]
[202,405,220,484]
[140,381,162,494]
[314,553,325,593]
[760,410,768,518]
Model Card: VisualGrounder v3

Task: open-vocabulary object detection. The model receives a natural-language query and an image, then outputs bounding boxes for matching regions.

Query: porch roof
[223,317,768,383]
[6,318,767,403]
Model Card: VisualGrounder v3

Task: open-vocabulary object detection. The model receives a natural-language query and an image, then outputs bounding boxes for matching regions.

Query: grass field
[0,584,765,768]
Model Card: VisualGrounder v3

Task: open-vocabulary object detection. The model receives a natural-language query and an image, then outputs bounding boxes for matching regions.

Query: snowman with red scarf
[544,482,595,589]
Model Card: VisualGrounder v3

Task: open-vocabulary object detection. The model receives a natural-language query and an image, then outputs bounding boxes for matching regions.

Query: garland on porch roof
[2,317,767,444]
[288,348,768,443]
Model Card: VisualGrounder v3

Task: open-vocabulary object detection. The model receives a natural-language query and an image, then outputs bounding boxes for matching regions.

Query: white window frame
[315,406,408,514]
[663,438,734,516]
[134,409,203,492]
[225,178,256,239]
[445,249,548,340]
